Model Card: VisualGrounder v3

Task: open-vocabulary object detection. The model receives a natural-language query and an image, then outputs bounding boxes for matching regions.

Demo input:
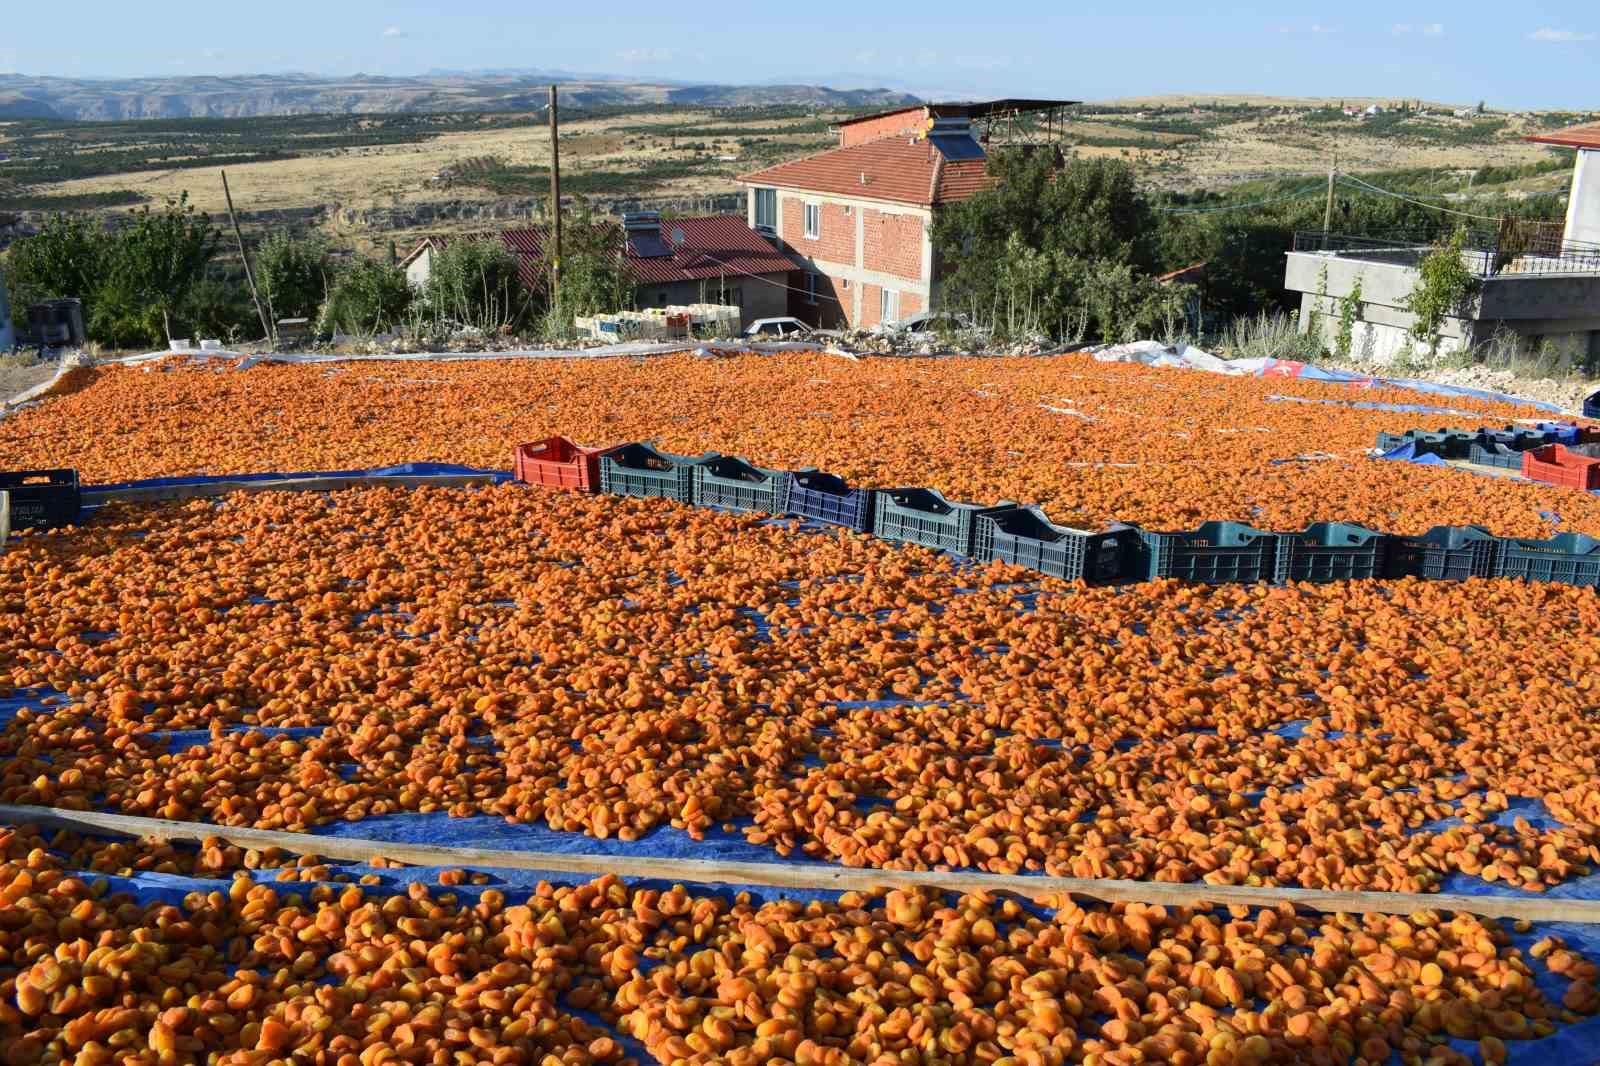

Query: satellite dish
[671,227,685,248]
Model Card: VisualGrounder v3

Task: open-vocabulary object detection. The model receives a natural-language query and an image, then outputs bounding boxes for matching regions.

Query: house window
[881,288,900,324]
[804,273,820,304]
[754,187,776,230]
[715,284,742,309]
[804,203,821,239]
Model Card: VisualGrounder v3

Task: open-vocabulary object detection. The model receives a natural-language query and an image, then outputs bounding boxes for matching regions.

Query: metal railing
[1293,231,1600,278]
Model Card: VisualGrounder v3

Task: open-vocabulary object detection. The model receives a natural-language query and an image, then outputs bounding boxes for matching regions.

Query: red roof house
[739,109,1003,329]
[402,213,802,329]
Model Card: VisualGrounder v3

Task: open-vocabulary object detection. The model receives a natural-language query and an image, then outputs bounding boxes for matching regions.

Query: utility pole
[221,170,273,346]
[1322,157,1338,245]
[549,85,562,310]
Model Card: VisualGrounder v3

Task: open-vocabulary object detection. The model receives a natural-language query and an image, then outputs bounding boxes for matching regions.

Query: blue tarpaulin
[88,462,511,494]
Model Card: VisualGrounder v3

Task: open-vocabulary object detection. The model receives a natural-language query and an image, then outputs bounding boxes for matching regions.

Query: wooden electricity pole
[1322,157,1338,244]
[549,85,562,309]
[221,170,273,345]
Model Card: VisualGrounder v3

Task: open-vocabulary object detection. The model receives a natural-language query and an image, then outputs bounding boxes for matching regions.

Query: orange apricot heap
[0,834,1595,1066]
[0,353,1596,535]
[3,486,1600,897]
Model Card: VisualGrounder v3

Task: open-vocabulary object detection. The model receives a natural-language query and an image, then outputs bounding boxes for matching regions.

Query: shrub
[2,214,109,334]
[422,239,529,333]
[255,234,331,322]
[1405,227,1481,354]
[319,258,412,336]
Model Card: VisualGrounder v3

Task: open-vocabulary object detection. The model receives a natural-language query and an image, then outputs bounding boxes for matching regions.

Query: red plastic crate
[513,436,621,492]
[1522,443,1600,491]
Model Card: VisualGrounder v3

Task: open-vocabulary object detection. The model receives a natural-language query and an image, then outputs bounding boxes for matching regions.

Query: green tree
[319,257,413,336]
[1,214,108,332]
[543,210,632,336]
[97,193,221,343]
[1404,226,1481,354]
[933,152,1169,340]
[423,239,529,332]
[255,233,330,322]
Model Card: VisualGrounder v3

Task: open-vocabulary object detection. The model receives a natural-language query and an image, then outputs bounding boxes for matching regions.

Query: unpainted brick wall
[838,108,928,147]
[783,198,855,266]
[863,209,925,282]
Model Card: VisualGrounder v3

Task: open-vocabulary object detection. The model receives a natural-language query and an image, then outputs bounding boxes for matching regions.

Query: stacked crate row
[514,436,1600,590]
[573,304,741,342]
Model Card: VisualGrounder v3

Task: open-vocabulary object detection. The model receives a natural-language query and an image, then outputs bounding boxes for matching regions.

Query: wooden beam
[4,804,1599,923]
[82,473,502,506]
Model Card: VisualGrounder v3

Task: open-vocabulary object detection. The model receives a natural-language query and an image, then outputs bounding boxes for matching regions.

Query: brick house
[739,101,1071,329]
[401,213,801,330]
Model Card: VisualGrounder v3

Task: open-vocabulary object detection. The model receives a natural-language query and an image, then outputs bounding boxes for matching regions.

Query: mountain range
[0,72,920,121]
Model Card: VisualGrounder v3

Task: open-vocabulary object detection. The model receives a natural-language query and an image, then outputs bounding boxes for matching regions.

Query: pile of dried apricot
[2,486,1600,901]
[0,832,1596,1066]
[0,353,1594,535]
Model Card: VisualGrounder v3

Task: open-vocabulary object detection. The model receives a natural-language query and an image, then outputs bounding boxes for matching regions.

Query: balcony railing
[1293,231,1600,278]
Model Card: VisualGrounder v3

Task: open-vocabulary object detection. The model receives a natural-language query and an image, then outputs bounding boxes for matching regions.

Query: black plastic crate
[1136,522,1281,585]
[691,456,791,515]
[1277,522,1387,583]
[787,470,875,532]
[974,506,1141,584]
[597,444,699,502]
[1374,429,1458,458]
[1493,533,1600,588]
[872,488,1014,557]
[1384,525,1499,581]
[0,469,81,531]
[1465,440,1525,470]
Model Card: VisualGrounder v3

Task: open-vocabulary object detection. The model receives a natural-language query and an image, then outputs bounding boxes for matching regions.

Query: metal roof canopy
[836,98,1080,126]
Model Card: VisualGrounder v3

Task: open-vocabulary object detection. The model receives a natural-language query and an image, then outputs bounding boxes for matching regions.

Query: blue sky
[3,1,1596,110]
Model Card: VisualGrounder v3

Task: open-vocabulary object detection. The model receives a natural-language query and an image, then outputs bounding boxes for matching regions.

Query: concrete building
[1529,121,1600,249]
[738,100,1073,329]
[401,213,800,330]
[1282,120,1600,364]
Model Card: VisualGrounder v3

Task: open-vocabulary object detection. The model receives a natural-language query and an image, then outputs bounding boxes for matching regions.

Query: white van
[0,270,14,353]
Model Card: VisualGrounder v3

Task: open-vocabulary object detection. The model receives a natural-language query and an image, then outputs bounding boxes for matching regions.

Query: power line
[1153,185,1326,215]
[1336,173,1505,223]
[694,251,846,305]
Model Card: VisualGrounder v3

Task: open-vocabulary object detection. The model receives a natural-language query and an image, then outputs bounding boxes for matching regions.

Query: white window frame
[881,288,900,324]
[804,272,820,305]
[803,202,821,240]
[754,187,777,230]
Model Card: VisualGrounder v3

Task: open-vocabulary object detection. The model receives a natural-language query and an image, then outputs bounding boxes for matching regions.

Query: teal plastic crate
[1492,533,1600,588]
[974,506,1140,584]
[873,488,1014,557]
[1384,525,1499,581]
[691,456,791,515]
[1136,522,1281,585]
[1278,522,1388,583]
[598,443,700,502]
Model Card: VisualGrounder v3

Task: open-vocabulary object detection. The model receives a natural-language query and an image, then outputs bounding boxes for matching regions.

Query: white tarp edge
[107,340,818,368]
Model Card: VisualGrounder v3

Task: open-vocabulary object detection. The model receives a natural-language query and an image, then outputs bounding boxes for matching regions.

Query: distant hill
[0,73,918,121]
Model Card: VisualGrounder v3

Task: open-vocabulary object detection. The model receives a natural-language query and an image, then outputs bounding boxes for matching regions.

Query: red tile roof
[739,136,994,207]
[414,215,800,292]
[1526,122,1600,150]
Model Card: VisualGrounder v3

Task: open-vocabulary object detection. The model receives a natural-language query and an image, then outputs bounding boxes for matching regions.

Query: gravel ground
[0,360,60,405]
[1322,360,1595,415]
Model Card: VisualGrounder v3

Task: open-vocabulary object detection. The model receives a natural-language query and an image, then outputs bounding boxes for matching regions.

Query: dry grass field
[26,110,836,218]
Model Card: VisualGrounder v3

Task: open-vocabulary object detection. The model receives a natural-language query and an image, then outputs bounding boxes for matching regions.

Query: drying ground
[4,352,1600,1065]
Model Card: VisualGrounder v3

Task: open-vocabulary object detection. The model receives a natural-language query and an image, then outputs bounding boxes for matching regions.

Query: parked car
[876,311,988,337]
[743,317,814,339]
[0,270,14,354]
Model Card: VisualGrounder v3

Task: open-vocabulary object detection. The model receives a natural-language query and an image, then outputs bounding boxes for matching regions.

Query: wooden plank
[83,474,502,505]
[5,804,1600,923]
